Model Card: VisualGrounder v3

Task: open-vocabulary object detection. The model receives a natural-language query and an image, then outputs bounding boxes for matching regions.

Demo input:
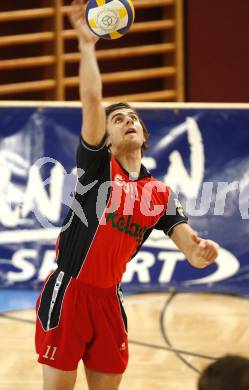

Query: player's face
[107,109,145,153]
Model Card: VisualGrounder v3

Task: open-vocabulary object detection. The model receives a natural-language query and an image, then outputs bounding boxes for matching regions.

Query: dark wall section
[185,1,249,102]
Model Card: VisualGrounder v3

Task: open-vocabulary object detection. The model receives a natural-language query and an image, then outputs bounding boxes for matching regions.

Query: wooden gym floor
[0,292,249,390]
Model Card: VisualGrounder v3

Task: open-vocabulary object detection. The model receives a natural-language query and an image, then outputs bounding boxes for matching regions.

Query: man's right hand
[69,0,100,45]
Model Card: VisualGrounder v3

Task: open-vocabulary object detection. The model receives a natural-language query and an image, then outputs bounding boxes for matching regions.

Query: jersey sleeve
[154,188,188,236]
[76,135,109,172]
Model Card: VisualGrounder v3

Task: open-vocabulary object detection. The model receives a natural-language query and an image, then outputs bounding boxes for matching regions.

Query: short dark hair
[105,102,149,156]
[198,355,249,390]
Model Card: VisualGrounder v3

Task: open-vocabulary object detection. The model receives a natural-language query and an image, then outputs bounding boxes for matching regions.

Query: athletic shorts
[35,268,128,373]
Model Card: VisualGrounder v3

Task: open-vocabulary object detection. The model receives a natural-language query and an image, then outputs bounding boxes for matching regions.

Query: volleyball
[86,0,135,40]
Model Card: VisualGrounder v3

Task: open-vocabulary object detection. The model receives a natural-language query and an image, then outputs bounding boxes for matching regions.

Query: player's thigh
[43,364,77,390]
[85,367,122,390]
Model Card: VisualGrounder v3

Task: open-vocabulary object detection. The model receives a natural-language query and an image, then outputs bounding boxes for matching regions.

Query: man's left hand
[189,234,219,268]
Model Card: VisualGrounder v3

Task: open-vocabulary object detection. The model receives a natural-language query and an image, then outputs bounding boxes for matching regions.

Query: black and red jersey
[56,137,187,287]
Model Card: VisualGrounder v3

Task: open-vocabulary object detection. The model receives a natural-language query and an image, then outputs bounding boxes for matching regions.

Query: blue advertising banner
[0,104,249,294]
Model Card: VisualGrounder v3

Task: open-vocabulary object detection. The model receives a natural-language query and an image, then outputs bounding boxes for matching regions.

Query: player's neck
[114,149,142,177]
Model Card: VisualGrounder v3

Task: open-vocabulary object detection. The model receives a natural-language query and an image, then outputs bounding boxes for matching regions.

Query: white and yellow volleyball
[86,0,135,40]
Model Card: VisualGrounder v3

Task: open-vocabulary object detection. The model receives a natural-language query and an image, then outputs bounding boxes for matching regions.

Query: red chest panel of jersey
[77,156,170,287]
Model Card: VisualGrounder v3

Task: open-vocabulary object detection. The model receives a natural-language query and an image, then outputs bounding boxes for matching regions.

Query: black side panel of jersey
[57,139,111,277]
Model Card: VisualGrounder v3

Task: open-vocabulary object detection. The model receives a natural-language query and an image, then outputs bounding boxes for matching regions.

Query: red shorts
[35,269,128,373]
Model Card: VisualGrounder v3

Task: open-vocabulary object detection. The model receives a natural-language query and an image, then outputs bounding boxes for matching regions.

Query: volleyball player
[35,1,219,389]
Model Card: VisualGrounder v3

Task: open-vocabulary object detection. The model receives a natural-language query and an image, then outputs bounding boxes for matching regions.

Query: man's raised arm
[69,0,106,146]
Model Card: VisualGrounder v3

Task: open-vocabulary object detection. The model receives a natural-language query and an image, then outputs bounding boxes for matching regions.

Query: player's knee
[111,374,123,389]
[86,370,123,390]
[88,381,121,390]
[42,364,77,390]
